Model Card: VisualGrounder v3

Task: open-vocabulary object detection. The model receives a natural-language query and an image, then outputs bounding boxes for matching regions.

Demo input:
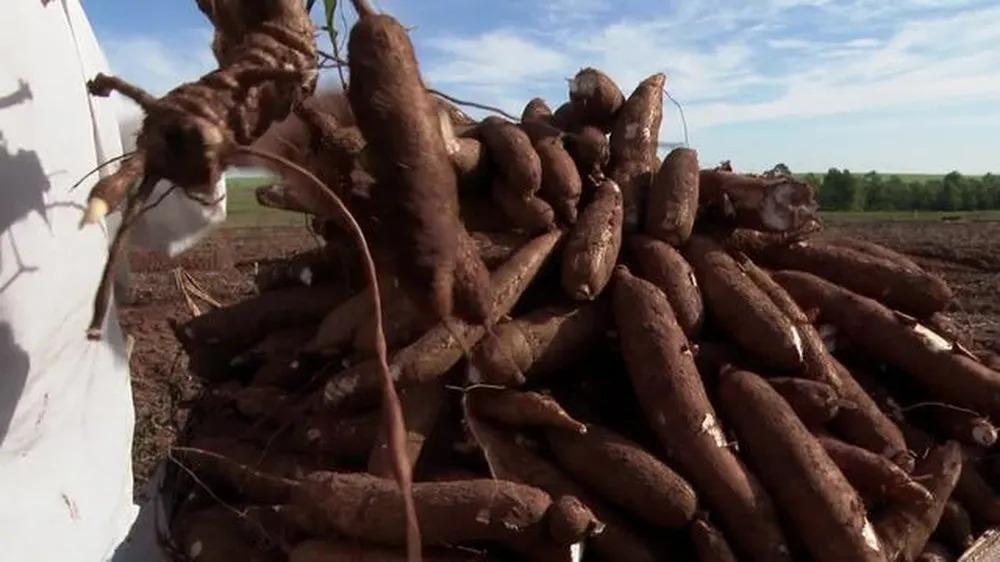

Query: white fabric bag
[0,2,225,560]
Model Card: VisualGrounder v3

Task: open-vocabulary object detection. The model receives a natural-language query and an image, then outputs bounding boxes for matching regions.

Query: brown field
[119,219,1000,489]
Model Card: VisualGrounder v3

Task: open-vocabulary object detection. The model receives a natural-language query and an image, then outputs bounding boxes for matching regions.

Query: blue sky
[82,0,1000,174]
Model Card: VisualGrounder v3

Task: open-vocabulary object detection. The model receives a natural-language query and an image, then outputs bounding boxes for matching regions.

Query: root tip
[81,198,109,227]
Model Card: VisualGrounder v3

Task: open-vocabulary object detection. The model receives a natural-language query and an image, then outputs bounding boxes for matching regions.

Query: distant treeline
[795,167,1000,212]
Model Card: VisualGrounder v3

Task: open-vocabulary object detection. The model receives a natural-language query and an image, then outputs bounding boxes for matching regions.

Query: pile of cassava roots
[83,1,1000,561]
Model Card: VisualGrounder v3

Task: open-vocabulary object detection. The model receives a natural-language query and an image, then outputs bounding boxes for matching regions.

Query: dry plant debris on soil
[83,0,1000,561]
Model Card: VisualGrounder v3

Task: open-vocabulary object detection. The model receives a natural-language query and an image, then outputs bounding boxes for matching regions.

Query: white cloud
[684,5,1000,127]
[100,29,216,118]
[425,31,571,89]
[407,0,1000,170]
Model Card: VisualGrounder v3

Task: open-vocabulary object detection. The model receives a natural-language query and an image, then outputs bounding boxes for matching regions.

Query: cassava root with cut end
[685,235,804,370]
[718,368,887,562]
[774,271,1000,420]
[699,169,818,232]
[744,257,911,467]
[132,16,1000,558]
[816,435,932,508]
[612,266,792,562]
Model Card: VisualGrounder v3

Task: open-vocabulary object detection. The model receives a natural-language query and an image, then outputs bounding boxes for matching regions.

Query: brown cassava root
[127,11,1000,559]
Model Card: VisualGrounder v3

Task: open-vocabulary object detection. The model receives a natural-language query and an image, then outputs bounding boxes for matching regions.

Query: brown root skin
[172,507,281,562]
[934,501,974,551]
[713,223,822,255]
[285,409,379,462]
[353,284,432,355]
[685,235,804,371]
[952,447,1000,527]
[288,540,487,562]
[737,253,811,325]
[564,126,610,179]
[691,518,739,562]
[478,116,543,197]
[176,285,346,379]
[561,179,623,300]
[87,0,316,201]
[816,435,932,508]
[915,543,953,562]
[433,95,476,128]
[923,406,998,448]
[84,155,147,218]
[830,359,912,471]
[522,97,554,124]
[180,445,595,549]
[717,369,886,562]
[369,382,445,477]
[451,225,492,323]
[609,73,665,232]
[545,424,697,528]
[773,271,1000,421]
[493,185,557,233]
[645,147,699,245]
[823,236,923,272]
[627,234,704,337]
[450,137,490,188]
[699,170,819,233]
[323,231,563,410]
[751,239,953,317]
[693,341,744,381]
[551,102,576,130]
[468,230,531,269]
[875,441,963,562]
[568,68,625,132]
[535,136,583,224]
[348,12,461,321]
[467,389,587,434]
[746,259,909,465]
[612,266,791,562]
[468,303,606,386]
[303,289,372,357]
[254,183,312,213]
[768,378,841,427]
[464,415,662,562]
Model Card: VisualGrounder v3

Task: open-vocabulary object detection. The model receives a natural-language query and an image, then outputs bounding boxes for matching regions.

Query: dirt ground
[118,219,1000,489]
[120,226,320,488]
